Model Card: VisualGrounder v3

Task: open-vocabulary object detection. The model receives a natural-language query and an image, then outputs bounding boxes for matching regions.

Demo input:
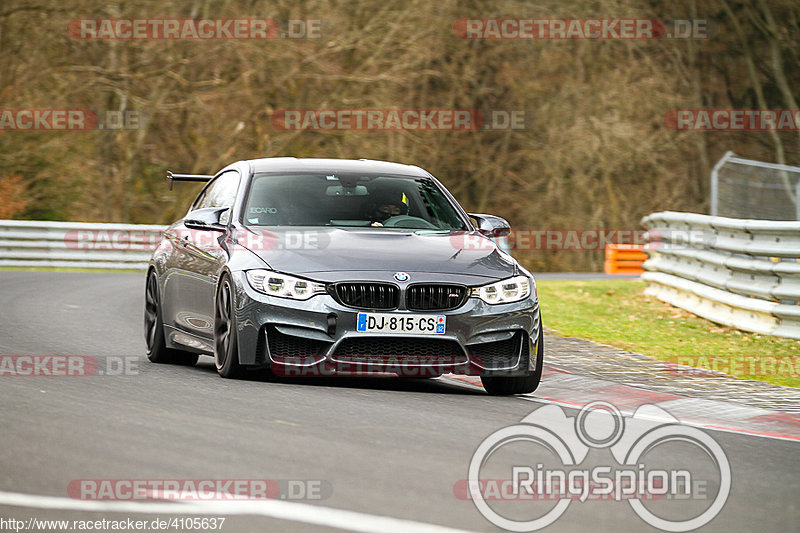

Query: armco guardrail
[0,220,165,270]
[641,211,800,340]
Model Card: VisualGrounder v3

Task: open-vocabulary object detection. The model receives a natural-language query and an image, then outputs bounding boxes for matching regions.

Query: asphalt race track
[0,271,798,532]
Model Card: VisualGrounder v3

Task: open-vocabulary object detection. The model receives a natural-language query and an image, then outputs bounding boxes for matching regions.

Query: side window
[200,171,240,209]
[190,171,240,224]
[190,188,208,212]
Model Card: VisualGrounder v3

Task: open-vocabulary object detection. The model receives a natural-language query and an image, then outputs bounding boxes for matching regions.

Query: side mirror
[184,207,229,231]
[469,213,511,237]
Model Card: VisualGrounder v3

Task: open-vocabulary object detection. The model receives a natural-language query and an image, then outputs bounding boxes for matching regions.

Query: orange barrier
[604,244,646,274]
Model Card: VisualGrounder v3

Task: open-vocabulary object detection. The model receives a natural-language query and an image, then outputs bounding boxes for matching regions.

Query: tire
[214,275,244,378]
[481,320,544,396]
[144,270,199,366]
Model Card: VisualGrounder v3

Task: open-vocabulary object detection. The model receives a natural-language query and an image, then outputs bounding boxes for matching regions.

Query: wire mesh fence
[711,151,800,221]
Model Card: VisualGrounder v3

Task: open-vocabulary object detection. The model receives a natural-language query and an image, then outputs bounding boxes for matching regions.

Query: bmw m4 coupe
[145,158,543,395]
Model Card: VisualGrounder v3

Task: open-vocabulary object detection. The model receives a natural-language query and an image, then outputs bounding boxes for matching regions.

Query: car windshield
[243,173,469,230]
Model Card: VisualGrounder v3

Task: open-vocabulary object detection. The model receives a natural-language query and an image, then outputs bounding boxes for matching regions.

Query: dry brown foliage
[0,0,798,269]
[0,174,28,218]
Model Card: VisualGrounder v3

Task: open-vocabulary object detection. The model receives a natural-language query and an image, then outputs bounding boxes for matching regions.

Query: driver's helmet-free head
[370,190,409,222]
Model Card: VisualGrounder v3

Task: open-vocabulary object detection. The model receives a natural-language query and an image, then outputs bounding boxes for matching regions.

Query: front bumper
[231,271,540,377]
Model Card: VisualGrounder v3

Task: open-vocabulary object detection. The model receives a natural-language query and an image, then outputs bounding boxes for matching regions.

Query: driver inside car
[369,191,409,226]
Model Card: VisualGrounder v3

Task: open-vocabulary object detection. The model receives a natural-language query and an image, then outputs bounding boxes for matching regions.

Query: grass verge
[537,278,800,388]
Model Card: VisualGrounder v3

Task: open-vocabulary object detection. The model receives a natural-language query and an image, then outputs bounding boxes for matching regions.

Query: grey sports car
[145,158,542,395]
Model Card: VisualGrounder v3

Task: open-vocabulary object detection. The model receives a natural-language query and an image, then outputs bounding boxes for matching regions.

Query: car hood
[236,227,517,283]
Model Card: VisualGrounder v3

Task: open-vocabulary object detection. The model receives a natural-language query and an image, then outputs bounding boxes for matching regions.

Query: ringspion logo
[463,401,730,531]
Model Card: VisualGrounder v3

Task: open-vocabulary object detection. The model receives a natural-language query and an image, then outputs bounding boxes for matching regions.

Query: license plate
[356,313,446,334]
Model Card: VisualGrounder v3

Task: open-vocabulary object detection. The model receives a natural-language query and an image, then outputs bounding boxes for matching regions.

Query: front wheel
[481,321,544,396]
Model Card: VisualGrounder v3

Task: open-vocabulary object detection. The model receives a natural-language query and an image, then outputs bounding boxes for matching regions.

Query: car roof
[244,157,431,177]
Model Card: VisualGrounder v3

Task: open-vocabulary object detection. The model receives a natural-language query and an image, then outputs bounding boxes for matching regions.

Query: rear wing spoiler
[167,171,213,190]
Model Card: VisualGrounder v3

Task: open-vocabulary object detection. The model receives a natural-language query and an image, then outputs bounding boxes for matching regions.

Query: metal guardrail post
[710,151,735,217]
[796,179,800,221]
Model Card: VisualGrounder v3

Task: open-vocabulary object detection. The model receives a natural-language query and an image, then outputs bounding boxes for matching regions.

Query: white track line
[0,490,476,533]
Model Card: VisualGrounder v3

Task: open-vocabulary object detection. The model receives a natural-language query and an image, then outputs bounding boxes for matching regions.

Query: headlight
[471,275,532,304]
[245,270,326,300]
